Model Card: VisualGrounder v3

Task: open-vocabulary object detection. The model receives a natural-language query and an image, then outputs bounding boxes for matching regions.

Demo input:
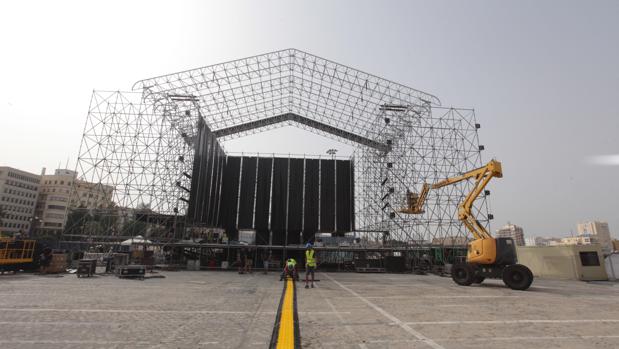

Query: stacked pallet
[47,253,67,273]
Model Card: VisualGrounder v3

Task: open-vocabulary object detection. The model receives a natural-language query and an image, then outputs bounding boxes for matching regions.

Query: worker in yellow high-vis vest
[280,257,299,281]
[304,243,317,288]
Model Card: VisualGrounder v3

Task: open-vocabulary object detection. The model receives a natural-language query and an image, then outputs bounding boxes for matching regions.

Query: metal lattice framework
[75,49,490,243]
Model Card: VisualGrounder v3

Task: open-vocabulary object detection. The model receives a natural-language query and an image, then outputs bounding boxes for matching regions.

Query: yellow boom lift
[401,159,533,290]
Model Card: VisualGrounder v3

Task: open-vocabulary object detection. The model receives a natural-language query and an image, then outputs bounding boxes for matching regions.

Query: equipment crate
[77,259,97,278]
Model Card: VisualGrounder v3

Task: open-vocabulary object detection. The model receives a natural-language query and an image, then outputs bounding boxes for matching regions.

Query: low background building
[525,236,537,246]
[560,233,598,246]
[496,223,525,246]
[547,238,564,246]
[524,236,554,247]
[577,221,613,254]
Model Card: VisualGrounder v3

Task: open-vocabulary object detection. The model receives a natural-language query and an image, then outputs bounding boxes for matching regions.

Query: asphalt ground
[0,271,618,348]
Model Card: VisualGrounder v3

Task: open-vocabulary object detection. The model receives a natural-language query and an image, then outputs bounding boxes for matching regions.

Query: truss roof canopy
[133,48,441,146]
[212,112,390,152]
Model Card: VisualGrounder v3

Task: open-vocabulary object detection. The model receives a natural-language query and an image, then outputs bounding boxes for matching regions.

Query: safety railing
[0,239,36,265]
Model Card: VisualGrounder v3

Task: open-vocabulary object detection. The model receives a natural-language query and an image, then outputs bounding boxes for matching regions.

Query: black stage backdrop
[254,158,272,244]
[350,160,355,232]
[210,153,224,226]
[287,158,304,245]
[201,136,214,223]
[219,157,241,240]
[187,119,224,227]
[303,159,319,243]
[270,157,289,245]
[238,157,257,229]
[190,154,354,244]
[336,160,352,233]
[320,159,335,232]
[186,120,205,222]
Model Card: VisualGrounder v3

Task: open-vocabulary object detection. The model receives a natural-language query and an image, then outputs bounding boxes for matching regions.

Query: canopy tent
[121,235,152,246]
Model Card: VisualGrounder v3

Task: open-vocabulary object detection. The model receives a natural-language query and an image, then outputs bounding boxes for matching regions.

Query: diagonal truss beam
[212,112,390,152]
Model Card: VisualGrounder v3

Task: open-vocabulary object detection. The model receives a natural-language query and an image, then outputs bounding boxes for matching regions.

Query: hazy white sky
[0,0,617,238]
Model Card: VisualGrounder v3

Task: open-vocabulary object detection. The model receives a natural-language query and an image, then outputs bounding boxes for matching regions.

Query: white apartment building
[496,223,526,246]
[577,221,613,254]
[35,169,114,234]
[35,169,76,234]
[0,166,41,237]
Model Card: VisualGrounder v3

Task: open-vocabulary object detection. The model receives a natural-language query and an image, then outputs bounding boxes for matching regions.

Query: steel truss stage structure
[71,49,490,249]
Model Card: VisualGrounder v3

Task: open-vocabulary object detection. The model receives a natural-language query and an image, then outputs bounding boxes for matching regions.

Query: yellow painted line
[276,278,295,349]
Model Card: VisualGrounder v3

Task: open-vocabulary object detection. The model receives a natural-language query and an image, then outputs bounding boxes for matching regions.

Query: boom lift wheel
[451,263,475,286]
[472,275,485,284]
[502,264,533,290]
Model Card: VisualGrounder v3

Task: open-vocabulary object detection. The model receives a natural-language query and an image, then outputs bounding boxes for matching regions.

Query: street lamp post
[326,148,338,159]
[28,216,40,238]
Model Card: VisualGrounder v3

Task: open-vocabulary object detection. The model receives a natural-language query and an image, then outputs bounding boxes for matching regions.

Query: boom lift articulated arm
[431,159,502,240]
